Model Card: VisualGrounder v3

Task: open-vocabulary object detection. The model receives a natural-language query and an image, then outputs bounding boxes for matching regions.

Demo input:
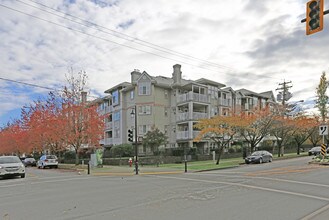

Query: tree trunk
[216,147,224,165]
[75,149,79,165]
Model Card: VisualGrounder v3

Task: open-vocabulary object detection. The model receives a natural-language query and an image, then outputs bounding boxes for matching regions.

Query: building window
[164,90,168,99]
[113,111,120,121]
[112,90,119,106]
[138,105,151,115]
[138,82,151,95]
[138,125,151,135]
[130,90,134,100]
[114,128,120,138]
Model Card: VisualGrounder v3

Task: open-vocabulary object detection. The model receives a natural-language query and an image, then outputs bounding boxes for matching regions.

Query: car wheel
[259,158,263,164]
[269,157,272,162]
[54,165,58,169]
[21,174,25,178]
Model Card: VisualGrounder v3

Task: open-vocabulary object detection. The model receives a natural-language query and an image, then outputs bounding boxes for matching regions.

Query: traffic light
[128,129,133,142]
[306,0,324,35]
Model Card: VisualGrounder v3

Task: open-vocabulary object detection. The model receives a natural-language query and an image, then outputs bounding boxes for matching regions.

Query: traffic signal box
[128,129,133,142]
[306,0,324,35]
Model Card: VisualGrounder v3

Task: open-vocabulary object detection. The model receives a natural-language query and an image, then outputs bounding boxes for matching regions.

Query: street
[1,156,329,220]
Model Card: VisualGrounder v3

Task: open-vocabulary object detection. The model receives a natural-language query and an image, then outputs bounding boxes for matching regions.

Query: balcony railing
[219,99,231,106]
[176,131,201,140]
[104,138,113,145]
[105,122,112,130]
[176,112,208,121]
[176,131,189,140]
[98,105,113,115]
[177,92,209,104]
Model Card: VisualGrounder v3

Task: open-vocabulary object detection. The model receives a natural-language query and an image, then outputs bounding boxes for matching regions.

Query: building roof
[104,82,131,94]
[195,78,226,88]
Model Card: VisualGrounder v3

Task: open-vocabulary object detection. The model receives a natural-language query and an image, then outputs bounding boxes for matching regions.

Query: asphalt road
[1,156,329,220]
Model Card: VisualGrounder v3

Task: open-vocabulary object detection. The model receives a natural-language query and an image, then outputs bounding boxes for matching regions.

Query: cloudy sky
[0,0,328,125]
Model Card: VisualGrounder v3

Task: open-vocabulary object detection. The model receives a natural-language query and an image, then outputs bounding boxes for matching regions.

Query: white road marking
[189,172,329,188]
[154,175,329,202]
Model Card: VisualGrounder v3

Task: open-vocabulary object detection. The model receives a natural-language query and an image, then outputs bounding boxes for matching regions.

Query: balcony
[176,112,208,122]
[176,131,201,140]
[219,99,231,106]
[104,138,113,145]
[177,92,209,104]
[176,131,189,140]
[98,105,113,115]
[105,122,112,130]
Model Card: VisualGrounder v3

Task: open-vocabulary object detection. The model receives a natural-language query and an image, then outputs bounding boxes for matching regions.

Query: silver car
[0,156,26,178]
[37,155,58,169]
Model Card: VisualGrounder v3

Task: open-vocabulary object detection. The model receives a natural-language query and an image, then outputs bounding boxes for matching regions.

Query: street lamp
[131,106,139,175]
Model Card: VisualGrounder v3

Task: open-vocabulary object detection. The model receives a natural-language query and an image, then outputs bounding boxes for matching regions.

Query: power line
[21,0,234,71]
[0,3,279,80]
[0,77,57,91]
[0,76,100,99]
[0,3,229,74]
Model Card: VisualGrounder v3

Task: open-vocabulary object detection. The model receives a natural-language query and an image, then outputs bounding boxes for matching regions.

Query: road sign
[321,144,326,156]
[319,125,328,135]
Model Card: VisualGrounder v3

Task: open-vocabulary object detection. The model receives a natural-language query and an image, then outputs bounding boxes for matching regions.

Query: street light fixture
[130,106,139,175]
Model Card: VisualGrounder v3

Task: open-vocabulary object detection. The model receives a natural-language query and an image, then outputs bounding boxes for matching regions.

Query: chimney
[172,64,182,84]
[81,91,87,103]
[131,69,141,83]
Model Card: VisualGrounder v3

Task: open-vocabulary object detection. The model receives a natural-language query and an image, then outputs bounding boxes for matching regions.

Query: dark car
[308,146,329,156]
[23,157,36,167]
[245,150,273,164]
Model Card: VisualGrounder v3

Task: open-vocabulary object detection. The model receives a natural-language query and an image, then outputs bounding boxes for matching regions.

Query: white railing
[176,112,189,121]
[177,92,209,103]
[176,131,189,140]
[220,99,231,106]
[192,112,207,120]
[104,138,113,145]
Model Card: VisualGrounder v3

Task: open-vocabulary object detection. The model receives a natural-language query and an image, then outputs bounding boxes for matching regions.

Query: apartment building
[97,64,276,155]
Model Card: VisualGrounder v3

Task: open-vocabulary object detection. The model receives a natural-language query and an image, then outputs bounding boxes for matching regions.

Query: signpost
[319,125,328,158]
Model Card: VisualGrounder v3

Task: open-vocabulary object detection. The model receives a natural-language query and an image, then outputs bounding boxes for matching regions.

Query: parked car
[245,150,273,164]
[23,157,36,167]
[308,146,329,156]
[0,156,26,178]
[37,155,58,169]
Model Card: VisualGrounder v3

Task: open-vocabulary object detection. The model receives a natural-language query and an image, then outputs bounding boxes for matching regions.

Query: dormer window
[138,82,151,95]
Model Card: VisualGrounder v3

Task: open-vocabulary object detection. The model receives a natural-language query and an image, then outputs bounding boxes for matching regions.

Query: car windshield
[251,152,261,156]
[46,155,57,159]
[0,156,21,164]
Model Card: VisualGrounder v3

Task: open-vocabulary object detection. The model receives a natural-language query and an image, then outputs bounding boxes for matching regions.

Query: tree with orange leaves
[0,120,29,155]
[235,107,274,154]
[194,114,240,164]
[21,93,65,155]
[59,70,104,165]
[292,115,320,155]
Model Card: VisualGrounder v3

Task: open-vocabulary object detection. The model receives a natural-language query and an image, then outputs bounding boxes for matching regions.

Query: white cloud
[0,0,328,123]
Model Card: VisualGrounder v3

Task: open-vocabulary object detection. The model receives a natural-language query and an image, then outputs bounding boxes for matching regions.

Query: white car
[37,155,58,169]
[0,156,26,178]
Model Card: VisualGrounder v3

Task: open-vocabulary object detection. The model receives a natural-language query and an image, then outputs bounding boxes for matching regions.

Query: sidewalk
[59,164,184,176]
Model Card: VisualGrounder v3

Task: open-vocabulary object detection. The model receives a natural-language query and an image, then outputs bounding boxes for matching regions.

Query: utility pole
[276,80,293,106]
[276,80,293,158]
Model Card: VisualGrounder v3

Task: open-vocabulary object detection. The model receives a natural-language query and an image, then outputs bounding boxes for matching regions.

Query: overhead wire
[0,77,101,99]
[22,0,234,71]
